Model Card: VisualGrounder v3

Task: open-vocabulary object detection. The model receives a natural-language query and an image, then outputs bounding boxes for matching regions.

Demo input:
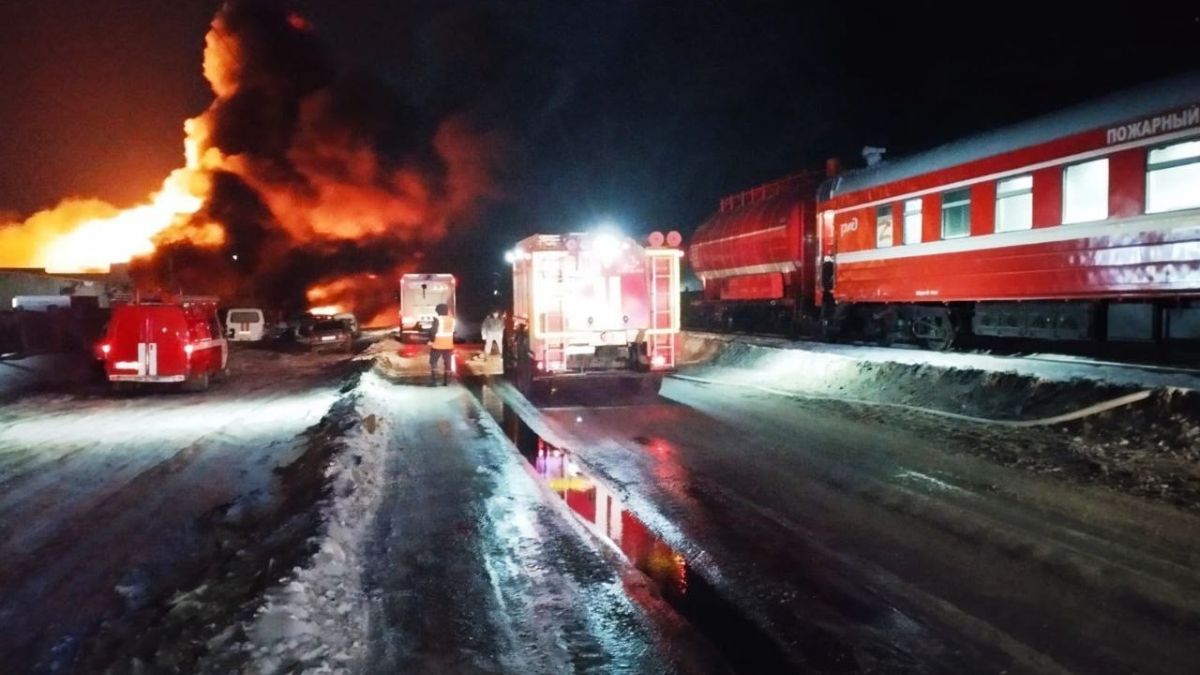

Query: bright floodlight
[593,232,622,265]
[504,249,517,264]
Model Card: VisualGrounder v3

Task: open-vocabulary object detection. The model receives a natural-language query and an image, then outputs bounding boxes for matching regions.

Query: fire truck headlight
[651,354,667,368]
[594,233,621,265]
[100,343,111,355]
[184,344,195,357]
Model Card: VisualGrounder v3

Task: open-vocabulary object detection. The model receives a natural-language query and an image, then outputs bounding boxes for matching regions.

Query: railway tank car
[688,173,819,334]
[690,71,1200,349]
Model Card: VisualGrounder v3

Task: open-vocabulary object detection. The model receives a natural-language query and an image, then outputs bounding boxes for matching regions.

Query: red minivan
[97,296,228,392]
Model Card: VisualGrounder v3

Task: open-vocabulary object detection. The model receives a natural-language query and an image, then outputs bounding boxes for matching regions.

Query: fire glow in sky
[0,1,496,321]
[0,121,215,273]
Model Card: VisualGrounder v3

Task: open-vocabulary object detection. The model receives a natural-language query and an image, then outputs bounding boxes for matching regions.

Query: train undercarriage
[686,296,1200,354]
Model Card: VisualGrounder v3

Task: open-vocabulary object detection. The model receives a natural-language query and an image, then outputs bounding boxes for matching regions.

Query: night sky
[2,1,1199,314]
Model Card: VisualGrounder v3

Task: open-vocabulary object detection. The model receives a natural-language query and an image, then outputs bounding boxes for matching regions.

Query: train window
[876,205,894,248]
[941,188,971,239]
[1062,158,1108,224]
[1146,139,1200,214]
[995,175,1033,232]
[903,199,922,244]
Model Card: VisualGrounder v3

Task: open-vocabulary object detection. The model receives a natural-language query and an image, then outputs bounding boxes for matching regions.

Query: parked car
[96,296,227,392]
[298,318,354,354]
[225,307,265,342]
[266,320,292,342]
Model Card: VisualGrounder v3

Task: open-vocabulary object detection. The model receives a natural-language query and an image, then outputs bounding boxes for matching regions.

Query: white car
[225,308,266,342]
[333,312,361,337]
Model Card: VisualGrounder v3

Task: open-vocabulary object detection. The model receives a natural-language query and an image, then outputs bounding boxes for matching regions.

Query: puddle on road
[469,379,801,674]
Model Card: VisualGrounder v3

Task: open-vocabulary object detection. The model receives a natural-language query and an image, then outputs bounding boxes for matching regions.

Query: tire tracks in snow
[0,361,350,668]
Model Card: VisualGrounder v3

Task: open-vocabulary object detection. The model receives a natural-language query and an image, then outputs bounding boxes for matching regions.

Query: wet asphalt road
[488,375,1200,675]
[362,383,720,674]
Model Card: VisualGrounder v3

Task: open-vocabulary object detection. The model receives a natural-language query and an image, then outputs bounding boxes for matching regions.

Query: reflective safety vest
[431,316,455,350]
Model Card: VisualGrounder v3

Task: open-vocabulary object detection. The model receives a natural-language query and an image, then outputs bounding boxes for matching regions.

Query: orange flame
[306,273,402,328]
[0,135,216,272]
[0,14,233,274]
[0,2,496,320]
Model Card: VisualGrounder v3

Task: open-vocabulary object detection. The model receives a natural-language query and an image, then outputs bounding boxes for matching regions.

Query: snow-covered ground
[13,329,1196,673]
[0,346,355,670]
[148,351,709,674]
[2,337,714,672]
[198,371,392,674]
[677,332,1200,507]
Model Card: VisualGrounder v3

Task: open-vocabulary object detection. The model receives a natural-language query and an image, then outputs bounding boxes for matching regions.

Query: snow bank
[354,336,402,359]
[677,333,1200,509]
[678,338,1138,421]
[230,372,390,674]
[680,331,1200,391]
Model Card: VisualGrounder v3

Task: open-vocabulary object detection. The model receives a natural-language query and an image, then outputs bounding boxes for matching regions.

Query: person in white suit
[481,310,503,358]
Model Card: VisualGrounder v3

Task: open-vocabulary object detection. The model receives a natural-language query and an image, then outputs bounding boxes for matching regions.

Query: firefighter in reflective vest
[429,303,455,386]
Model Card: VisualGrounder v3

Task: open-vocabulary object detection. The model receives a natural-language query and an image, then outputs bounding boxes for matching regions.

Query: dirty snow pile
[678,333,1200,509]
[369,340,432,379]
[676,336,1139,421]
[354,336,402,359]
[228,372,390,674]
[681,330,1200,391]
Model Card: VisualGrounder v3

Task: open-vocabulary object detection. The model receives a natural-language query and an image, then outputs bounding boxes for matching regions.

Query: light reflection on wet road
[475,373,1200,675]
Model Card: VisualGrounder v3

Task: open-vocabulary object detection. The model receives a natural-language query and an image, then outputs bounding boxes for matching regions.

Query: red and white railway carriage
[690,71,1200,347]
[819,71,1200,345]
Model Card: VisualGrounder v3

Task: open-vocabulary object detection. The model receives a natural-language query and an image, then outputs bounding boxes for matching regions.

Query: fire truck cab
[504,231,683,398]
[97,295,228,392]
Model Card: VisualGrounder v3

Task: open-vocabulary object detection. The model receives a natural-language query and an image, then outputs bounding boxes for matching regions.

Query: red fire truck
[96,295,228,392]
[503,231,683,397]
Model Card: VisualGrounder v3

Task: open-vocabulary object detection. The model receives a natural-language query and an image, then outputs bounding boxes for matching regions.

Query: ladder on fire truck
[539,256,567,371]
[648,253,676,368]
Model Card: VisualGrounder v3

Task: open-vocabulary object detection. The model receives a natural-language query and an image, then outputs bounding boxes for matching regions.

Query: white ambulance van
[225,308,266,342]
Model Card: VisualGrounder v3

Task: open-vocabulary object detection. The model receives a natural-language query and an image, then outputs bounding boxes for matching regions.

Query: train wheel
[913,309,956,351]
